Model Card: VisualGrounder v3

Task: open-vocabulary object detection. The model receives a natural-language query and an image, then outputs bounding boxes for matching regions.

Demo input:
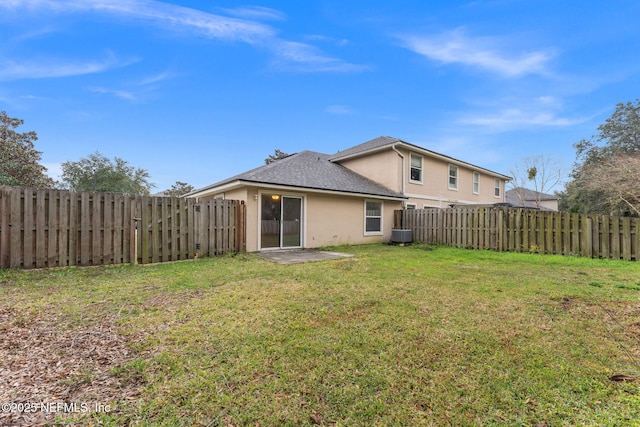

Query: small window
[448,165,458,190]
[410,153,423,183]
[364,200,383,234]
[473,172,480,194]
[494,178,501,197]
[406,203,417,209]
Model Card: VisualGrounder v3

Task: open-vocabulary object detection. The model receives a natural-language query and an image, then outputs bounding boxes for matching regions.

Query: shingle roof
[329,136,401,161]
[188,150,405,199]
[330,136,511,179]
[505,187,559,209]
[506,187,558,202]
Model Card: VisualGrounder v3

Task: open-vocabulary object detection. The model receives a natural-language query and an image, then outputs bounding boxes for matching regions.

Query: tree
[265,149,290,164]
[163,181,195,197]
[561,99,640,215]
[0,111,54,188]
[577,153,640,216]
[60,151,154,194]
[509,154,564,208]
[575,100,640,164]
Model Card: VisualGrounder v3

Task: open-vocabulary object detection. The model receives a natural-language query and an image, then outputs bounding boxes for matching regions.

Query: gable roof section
[329,136,400,160]
[330,136,511,180]
[187,150,406,199]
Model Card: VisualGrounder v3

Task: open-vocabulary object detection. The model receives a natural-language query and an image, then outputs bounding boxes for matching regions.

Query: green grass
[1,245,640,426]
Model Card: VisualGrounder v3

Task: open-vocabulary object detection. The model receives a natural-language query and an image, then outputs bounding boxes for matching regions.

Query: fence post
[582,216,593,258]
[497,208,505,252]
[0,188,10,268]
[237,201,246,252]
[621,217,632,261]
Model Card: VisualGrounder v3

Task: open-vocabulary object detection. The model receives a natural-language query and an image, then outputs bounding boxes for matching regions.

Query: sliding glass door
[260,194,302,249]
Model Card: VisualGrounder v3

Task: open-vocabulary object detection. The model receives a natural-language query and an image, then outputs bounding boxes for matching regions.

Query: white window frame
[409,153,423,184]
[473,172,480,194]
[448,164,458,191]
[494,178,501,198]
[364,200,383,236]
[406,203,417,209]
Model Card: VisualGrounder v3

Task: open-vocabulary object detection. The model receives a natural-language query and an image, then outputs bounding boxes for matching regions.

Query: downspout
[391,144,406,207]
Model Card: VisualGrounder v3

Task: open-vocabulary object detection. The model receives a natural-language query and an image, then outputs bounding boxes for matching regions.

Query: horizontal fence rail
[0,186,245,269]
[395,207,640,261]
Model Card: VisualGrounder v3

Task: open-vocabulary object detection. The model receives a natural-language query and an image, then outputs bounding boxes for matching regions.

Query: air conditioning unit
[391,229,413,244]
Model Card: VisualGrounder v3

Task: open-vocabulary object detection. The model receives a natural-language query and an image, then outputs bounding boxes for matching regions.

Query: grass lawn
[1,244,639,426]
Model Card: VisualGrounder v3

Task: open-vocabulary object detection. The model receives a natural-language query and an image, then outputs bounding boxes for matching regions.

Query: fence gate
[134,197,245,264]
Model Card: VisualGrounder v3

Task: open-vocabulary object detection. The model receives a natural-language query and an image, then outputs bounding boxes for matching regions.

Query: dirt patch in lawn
[0,306,142,426]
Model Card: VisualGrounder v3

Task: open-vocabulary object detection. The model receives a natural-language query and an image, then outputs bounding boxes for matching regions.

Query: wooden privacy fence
[395,207,640,261]
[0,186,245,269]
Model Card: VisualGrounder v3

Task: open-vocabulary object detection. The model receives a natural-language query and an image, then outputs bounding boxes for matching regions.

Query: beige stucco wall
[539,199,559,211]
[333,146,507,209]
[403,148,506,207]
[200,186,402,252]
[305,193,401,249]
[337,150,403,193]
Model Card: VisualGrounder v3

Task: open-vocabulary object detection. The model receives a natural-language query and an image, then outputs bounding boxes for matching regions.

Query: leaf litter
[0,305,143,426]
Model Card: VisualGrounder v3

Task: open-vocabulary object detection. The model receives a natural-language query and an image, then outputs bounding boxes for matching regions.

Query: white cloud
[219,6,286,22]
[458,99,589,130]
[398,28,555,77]
[0,54,135,80]
[139,70,175,85]
[326,105,356,115]
[305,34,350,47]
[2,0,363,73]
[3,0,274,43]
[461,109,581,127]
[87,86,138,101]
[269,41,367,72]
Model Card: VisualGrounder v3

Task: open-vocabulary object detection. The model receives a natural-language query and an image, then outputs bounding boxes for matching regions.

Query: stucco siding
[335,146,507,208]
[204,186,402,251]
[402,149,506,207]
[539,199,559,211]
[337,150,402,193]
[305,193,402,248]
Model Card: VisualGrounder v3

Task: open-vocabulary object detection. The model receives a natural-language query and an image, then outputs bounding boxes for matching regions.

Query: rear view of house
[187,136,510,251]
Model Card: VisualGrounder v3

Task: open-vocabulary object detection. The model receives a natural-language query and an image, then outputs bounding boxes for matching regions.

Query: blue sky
[1,0,639,192]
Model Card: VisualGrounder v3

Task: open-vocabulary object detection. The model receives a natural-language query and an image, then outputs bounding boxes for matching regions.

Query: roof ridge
[187,146,405,199]
[329,136,400,160]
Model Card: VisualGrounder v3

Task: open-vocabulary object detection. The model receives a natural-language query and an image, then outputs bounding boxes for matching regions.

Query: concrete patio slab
[256,249,354,265]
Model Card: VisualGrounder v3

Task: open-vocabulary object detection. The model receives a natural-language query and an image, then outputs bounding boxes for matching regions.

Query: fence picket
[47,190,59,267]
[622,217,632,261]
[0,187,245,268]
[396,207,640,262]
[0,189,11,266]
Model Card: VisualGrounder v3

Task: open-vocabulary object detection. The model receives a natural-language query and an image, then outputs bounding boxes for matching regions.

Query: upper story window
[473,172,480,194]
[448,165,458,190]
[494,178,501,197]
[410,153,423,183]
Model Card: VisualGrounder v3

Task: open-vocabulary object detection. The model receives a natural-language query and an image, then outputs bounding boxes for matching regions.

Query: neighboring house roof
[506,187,559,209]
[187,150,406,200]
[330,136,511,180]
